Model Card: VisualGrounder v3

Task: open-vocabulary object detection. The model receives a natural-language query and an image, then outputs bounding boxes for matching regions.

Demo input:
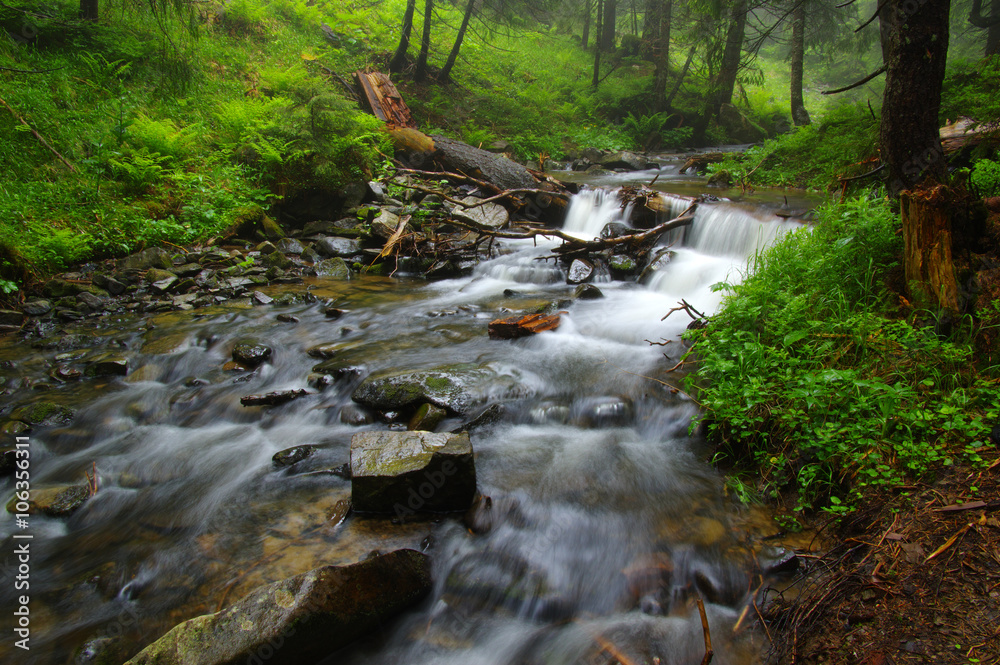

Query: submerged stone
[350,430,476,513]
[85,354,129,378]
[124,549,432,665]
[231,341,272,367]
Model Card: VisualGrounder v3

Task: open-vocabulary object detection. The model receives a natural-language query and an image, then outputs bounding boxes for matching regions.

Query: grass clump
[685,196,996,516]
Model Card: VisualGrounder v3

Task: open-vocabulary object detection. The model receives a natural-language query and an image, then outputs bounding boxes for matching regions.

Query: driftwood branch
[822,66,886,95]
[440,205,696,255]
[696,597,715,665]
[0,95,77,172]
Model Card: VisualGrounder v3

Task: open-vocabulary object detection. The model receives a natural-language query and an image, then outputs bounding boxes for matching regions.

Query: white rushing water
[0,186,802,665]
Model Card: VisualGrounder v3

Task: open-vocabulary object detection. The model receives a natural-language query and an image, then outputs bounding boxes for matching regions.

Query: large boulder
[118,247,173,271]
[601,151,648,171]
[125,549,432,665]
[351,431,476,514]
[351,367,495,415]
[453,197,509,230]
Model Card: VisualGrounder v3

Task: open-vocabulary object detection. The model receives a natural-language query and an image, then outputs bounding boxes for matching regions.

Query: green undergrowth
[685,197,998,518]
[705,101,881,191]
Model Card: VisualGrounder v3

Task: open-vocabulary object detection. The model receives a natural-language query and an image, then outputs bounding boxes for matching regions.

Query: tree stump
[901,184,959,313]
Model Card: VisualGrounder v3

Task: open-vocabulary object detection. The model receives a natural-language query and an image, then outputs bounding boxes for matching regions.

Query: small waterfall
[562,187,633,239]
[684,203,802,258]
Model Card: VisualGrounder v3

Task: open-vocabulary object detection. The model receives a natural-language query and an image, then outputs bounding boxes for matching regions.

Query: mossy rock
[11,401,75,426]
[124,550,432,665]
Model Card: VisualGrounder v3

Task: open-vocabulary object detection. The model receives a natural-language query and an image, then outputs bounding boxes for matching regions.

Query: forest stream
[0,173,821,665]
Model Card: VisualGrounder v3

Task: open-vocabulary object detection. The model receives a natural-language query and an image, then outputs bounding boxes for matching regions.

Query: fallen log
[240,390,310,407]
[488,312,562,339]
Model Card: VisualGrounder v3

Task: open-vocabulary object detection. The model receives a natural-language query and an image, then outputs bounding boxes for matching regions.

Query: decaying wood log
[901,184,960,314]
[488,312,562,339]
[939,117,999,153]
[354,71,417,129]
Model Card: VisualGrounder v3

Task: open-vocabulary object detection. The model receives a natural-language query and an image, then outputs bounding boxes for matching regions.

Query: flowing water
[0,188,805,664]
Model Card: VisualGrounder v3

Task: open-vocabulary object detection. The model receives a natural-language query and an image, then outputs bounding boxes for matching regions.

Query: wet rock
[231,341,272,368]
[272,445,316,468]
[454,403,506,433]
[261,216,285,240]
[11,401,75,426]
[757,545,799,576]
[251,290,273,306]
[306,342,342,359]
[276,238,305,255]
[21,299,52,316]
[407,403,447,431]
[0,447,17,476]
[43,278,82,298]
[351,430,476,514]
[173,262,204,278]
[352,368,486,414]
[7,483,90,517]
[601,151,647,171]
[314,257,350,279]
[124,549,431,665]
[575,396,634,427]
[584,165,613,176]
[0,309,25,326]
[370,210,404,239]
[574,284,604,299]
[0,420,30,436]
[340,404,375,426]
[312,360,366,382]
[125,365,163,383]
[261,251,291,270]
[255,241,278,255]
[74,635,130,665]
[316,236,361,258]
[453,197,509,230]
[601,222,631,239]
[51,365,83,382]
[529,401,571,425]
[85,354,129,378]
[566,258,594,284]
[609,254,638,278]
[119,247,173,271]
[324,307,346,319]
[638,250,676,282]
[240,390,309,407]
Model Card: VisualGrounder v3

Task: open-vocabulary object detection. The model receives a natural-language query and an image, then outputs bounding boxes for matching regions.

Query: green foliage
[686,197,994,513]
[940,55,1000,126]
[707,102,880,190]
[970,159,1000,198]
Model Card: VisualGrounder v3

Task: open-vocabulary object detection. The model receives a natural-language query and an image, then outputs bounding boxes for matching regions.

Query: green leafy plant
[970,159,1000,197]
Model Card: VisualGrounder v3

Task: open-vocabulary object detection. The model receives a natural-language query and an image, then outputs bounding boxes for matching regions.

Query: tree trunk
[439,0,475,81]
[879,0,950,196]
[664,45,696,109]
[415,0,433,82]
[389,0,417,73]
[641,0,659,59]
[988,0,1000,55]
[901,186,960,314]
[652,0,672,113]
[601,0,617,50]
[594,0,603,86]
[790,0,810,126]
[582,0,592,49]
[693,0,747,144]
[80,0,99,20]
